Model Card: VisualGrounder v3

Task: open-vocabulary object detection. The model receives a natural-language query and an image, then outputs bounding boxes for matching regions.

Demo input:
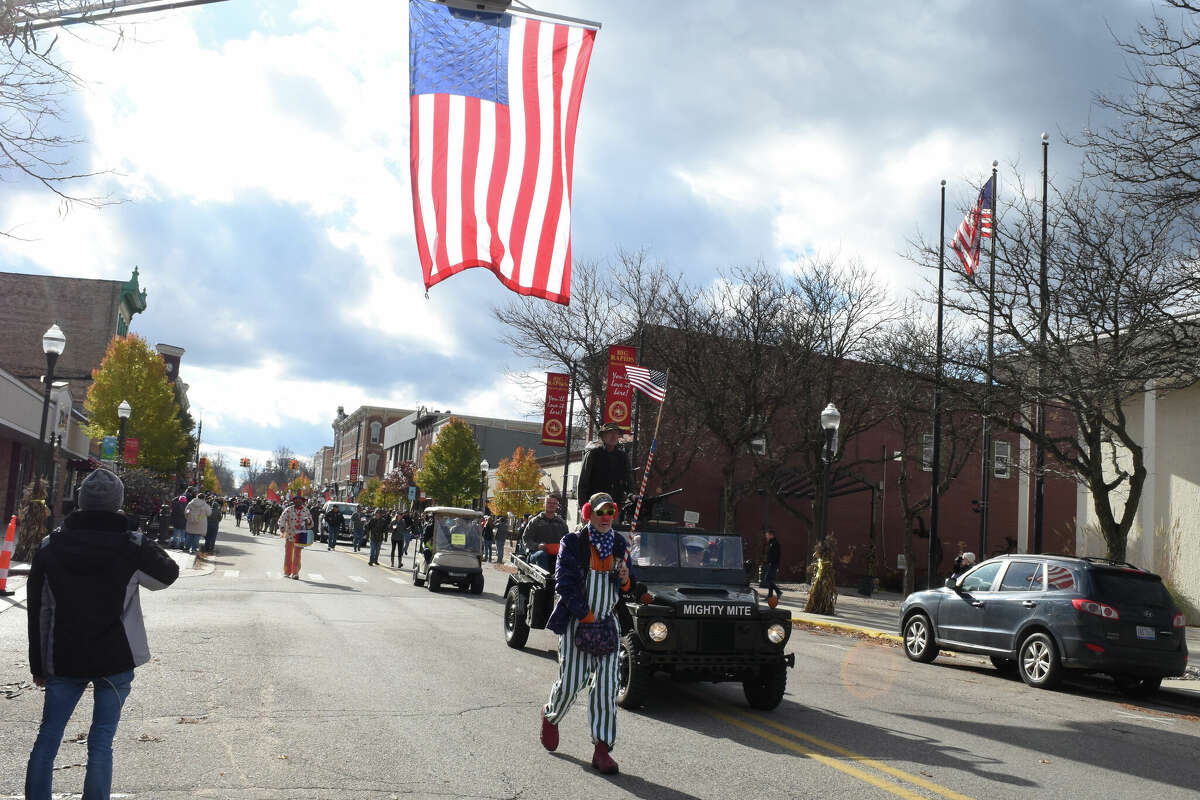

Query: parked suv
[900,554,1188,696]
[317,502,358,544]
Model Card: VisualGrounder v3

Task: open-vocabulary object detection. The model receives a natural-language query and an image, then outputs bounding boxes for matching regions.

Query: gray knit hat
[77,468,125,512]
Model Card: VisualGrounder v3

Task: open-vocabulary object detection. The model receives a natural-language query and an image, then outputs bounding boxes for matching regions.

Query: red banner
[349,458,359,483]
[241,483,254,498]
[267,488,281,503]
[603,345,637,431]
[541,372,570,446]
[123,437,139,465]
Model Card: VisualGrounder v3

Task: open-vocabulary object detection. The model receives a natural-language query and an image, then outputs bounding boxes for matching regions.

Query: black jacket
[765,538,781,568]
[577,443,633,506]
[169,496,187,528]
[28,510,179,679]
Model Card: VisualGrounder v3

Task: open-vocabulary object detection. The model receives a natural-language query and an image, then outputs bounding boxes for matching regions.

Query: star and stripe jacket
[27,510,179,679]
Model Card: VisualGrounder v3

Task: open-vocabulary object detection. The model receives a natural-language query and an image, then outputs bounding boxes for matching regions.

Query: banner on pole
[101,436,117,460]
[542,372,570,446]
[349,458,359,483]
[603,345,636,431]
[123,438,139,465]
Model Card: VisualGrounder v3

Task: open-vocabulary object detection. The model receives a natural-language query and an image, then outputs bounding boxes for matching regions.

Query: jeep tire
[504,585,530,649]
[743,661,787,710]
[470,573,485,595]
[616,633,651,709]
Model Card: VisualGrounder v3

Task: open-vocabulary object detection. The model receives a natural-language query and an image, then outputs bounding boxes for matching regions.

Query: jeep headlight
[648,621,669,642]
[767,623,787,645]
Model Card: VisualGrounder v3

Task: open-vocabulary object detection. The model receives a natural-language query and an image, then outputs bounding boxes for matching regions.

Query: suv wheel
[903,613,939,663]
[616,633,651,709]
[503,586,529,649]
[743,662,787,710]
[1113,675,1162,698]
[1018,632,1062,689]
[428,570,442,592]
[470,574,485,595]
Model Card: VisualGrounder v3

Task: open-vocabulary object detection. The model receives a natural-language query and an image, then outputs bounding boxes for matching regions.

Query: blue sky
[0,0,1161,474]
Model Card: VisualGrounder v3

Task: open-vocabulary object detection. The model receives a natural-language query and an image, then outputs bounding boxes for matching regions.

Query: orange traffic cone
[0,516,15,597]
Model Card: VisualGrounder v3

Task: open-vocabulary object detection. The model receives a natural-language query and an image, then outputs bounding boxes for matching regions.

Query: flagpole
[979,162,998,560]
[561,361,575,520]
[1034,134,1049,554]
[929,180,946,590]
[630,370,668,537]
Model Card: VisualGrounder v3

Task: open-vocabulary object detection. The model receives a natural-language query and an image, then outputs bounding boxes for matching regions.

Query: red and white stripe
[410,16,595,305]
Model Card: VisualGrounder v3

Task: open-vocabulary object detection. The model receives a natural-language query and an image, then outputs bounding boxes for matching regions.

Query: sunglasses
[594,504,617,518]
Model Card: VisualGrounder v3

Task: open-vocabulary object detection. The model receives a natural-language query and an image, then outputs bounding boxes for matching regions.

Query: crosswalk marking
[307,573,325,582]
[224,570,240,577]
[388,576,408,585]
[265,571,279,579]
[348,575,368,583]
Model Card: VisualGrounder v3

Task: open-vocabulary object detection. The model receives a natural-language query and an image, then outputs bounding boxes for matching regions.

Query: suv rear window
[1089,570,1172,606]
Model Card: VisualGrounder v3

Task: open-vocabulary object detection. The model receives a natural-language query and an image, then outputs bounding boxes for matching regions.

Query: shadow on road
[548,752,705,800]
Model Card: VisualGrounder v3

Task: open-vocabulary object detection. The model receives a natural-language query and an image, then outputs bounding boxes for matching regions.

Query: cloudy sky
[0,0,1165,474]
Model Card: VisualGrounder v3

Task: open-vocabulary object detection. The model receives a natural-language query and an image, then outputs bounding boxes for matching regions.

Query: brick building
[329,405,413,497]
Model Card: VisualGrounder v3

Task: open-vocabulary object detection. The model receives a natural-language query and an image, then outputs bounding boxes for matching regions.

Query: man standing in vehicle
[577,422,634,517]
[523,493,569,572]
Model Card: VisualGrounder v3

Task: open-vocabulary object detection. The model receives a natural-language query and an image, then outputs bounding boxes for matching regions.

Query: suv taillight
[1072,598,1120,620]
[1173,613,1187,629]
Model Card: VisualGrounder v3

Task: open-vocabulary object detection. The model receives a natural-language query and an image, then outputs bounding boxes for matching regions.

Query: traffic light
[288,459,299,470]
[240,457,251,468]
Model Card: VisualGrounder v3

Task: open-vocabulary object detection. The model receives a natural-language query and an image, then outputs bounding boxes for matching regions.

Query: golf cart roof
[424,506,482,517]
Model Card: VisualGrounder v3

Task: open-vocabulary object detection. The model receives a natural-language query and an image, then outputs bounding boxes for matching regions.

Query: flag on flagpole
[950,176,994,277]
[408,0,598,305]
[624,365,667,403]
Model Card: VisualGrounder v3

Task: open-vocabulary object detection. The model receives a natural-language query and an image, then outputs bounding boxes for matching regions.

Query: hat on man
[78,468,125,513]
[598,422,622,434]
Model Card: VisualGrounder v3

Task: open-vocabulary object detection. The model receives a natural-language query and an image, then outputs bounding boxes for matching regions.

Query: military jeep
[503,524,794,710]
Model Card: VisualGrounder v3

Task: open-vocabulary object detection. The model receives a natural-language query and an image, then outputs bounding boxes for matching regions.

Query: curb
[791,614,903,644]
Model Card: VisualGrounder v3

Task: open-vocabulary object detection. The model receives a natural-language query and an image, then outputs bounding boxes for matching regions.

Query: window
[1045,564,1077,591]
[993,440,1011,479]
[960,562,1002,593]
[921,434,934,472]
[367,453,379,476]
[999,562,1043,592]
[370,421,381,443]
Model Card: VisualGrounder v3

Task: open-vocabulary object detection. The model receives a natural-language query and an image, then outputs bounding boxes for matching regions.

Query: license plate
[1136,625,1156,640]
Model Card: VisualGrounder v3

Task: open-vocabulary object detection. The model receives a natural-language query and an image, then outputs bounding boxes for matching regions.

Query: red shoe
[540,713,558,752]
[591,741,619,774]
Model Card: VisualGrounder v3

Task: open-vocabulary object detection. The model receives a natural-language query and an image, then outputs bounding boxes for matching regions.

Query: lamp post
[480,458,490,512]
[819,403,841,541]
[37,324,67,479]
[117,400,132,470]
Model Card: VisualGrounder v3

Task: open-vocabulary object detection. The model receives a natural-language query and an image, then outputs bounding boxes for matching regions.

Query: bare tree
[920,173,1200,562]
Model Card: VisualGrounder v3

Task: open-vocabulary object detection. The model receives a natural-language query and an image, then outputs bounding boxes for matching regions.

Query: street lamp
[37,323,66,479]
[117,400,132,468]
[819,403,841,541]
[480,458,490,511]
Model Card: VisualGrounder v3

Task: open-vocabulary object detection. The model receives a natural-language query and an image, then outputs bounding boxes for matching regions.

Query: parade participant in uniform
[266,501,282,536]
[522,493,569,571]
[577,422,634,514]
[24,469,179,800]
[540,492,634,774]
[279,495,313,580]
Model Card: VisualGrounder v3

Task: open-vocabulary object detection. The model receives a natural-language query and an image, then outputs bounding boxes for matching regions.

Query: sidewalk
[763,580,1200,701]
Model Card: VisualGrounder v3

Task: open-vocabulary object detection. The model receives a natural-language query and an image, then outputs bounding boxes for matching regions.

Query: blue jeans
[369,539,382,563]
[483,540,493,562]
[496,535,505,563]
[26,670,134,800]
[171,527,185,548]
[529,549,553,571]
[184,533,201,553]
[353,530,364,550]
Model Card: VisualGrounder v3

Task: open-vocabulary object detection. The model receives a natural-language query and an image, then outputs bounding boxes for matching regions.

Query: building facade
[312,446,334,490]
[329,405,413,497]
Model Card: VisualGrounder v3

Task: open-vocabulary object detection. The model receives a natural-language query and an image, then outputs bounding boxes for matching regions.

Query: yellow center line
[741,710,975,800]
[700,706,929,800]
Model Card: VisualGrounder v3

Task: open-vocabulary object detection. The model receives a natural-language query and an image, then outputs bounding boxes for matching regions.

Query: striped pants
[544,620,620,748]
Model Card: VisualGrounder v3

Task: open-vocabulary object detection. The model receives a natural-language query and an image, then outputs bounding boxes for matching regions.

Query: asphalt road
[2,521,1199,799]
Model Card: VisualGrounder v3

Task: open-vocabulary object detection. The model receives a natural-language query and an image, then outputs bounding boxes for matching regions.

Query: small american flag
[408,0,597,305]
[950,176,994,277]
[625,365,667,403]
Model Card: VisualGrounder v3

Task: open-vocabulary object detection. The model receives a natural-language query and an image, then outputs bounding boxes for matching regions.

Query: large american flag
[625,365,668,403]
[950,176,994,277]
[408,0,597,305]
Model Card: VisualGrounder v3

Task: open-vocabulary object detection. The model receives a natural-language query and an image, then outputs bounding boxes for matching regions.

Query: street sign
[101,436,117,460]
[408,486,417,501]
[123,437,139,465]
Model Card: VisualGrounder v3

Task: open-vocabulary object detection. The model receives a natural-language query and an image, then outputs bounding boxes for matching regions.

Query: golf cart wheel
[616,633,651,709]
[470,573,485,595]
[428,570,442,592]
[504,585,530,649]
[743,661,787,711]
[1018,632,1063,689]
[903,613,939,663]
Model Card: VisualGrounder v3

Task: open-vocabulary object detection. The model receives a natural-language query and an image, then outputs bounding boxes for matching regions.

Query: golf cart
[413,506,485,594]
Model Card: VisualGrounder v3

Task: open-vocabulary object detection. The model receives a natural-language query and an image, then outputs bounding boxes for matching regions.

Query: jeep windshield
[630,531,743,570]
